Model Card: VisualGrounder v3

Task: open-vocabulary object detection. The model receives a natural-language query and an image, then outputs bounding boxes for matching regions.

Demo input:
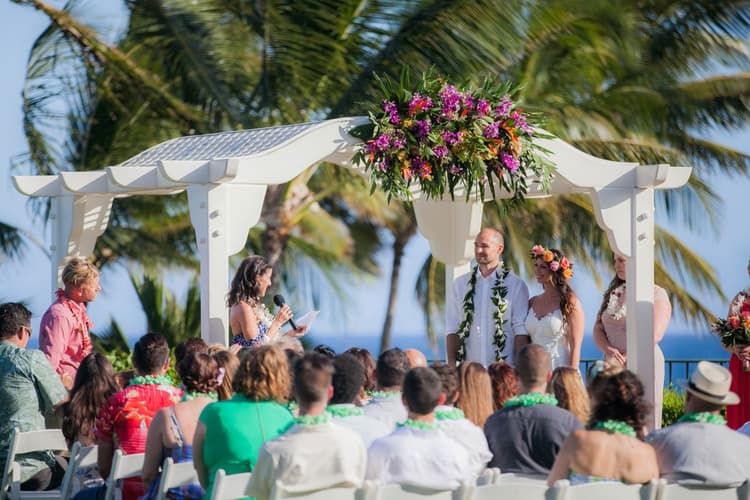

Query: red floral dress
[727,291,750,429]
[95,382,182,500]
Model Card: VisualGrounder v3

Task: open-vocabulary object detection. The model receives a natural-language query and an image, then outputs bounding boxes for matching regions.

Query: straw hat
[678,361,740,406]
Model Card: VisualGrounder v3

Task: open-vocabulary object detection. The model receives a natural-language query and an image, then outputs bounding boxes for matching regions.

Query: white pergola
[13,116,691,429]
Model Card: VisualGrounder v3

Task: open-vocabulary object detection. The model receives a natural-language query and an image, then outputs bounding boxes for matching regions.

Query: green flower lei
[455,264,509,363]
[677,412,727,425]
[326,405,365,418]
[397,419,439,431]
[295,413,331,426]
[503,392,558,408]
[592,420,636,438]
[368,390,402,399]
[435,407,465,421]
[181,392,218,402]
[128,375,174,387]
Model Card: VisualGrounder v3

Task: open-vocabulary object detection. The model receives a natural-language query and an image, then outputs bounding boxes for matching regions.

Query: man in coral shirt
[39,258,101,388]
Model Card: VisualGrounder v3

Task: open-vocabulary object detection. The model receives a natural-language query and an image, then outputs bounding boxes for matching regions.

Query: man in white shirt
[446,228,530,367]
[327,353,390,446]
[247,353,366,500]
[367,367,476,489]
[431,362,492,475]
[363,348,409,429]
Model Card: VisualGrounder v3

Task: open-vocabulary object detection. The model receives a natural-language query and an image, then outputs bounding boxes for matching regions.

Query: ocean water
[305,331,730,388]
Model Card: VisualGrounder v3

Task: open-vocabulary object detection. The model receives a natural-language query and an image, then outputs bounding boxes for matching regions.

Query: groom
[446,228,530,367]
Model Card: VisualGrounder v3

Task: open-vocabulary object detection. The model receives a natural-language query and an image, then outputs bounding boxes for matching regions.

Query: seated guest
[647,361,750,485]
[405,348,427,368]
[487,361,519,410]
[141,352,220,499]
[344,347,376,405]
[547,367,590,425]
[193,344,294,499]
[548,366,658,485]
[364,348,409,428]
[93,333,182,500]
[174,337,208,365]
[326,353,390,446]
[0,302,68,492]
[431,363,492,475]
[366,367,475,489]
[248,353,366,500]
[62,352,119,447]
[457,361,494,428]
[211,348,239,401]
[313,344,336,359]
[484,344,581,476]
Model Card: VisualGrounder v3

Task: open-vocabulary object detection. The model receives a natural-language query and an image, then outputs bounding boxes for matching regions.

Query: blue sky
[1,1,749,352]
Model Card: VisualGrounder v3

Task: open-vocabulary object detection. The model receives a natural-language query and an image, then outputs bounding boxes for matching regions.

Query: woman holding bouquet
[592,254,671,425]
[725,260,750,429]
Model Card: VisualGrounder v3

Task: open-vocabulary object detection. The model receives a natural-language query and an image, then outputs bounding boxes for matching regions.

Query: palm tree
[11,0,750,340]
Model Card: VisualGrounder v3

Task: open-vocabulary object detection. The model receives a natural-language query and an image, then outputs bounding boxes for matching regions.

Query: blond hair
[548,367,590,425]
[457,362,494,428]
[62,258,99,288]
[233,344,290,403]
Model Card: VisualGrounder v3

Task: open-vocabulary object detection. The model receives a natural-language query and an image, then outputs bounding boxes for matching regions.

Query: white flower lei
[247,298,274,328]
[455,264,509,363]
[729,288,750,315]
[606,283,626,320]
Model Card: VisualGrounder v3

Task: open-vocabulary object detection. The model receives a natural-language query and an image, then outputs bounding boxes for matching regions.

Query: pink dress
[600,285,668,425]
[726,291,750,429]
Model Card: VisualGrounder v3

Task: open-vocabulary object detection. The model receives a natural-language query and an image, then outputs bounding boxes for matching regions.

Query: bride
[525,245,584,370]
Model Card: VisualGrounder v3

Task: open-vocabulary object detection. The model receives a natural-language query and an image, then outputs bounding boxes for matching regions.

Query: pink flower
[549,261,560,272]
[729,316,741,329]
[560,257,570,270]
[530,245,545,256]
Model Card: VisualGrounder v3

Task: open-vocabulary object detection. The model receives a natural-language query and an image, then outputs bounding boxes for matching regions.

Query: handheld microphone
[272,294,298,330]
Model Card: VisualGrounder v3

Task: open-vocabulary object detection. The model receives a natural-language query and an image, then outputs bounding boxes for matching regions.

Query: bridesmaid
[725,259,750,429]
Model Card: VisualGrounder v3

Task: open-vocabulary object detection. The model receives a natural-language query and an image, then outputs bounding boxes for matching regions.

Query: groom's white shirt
[446,266,529,366]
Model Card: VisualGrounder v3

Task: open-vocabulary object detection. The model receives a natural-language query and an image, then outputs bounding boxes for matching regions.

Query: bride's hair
[530,245,576,325]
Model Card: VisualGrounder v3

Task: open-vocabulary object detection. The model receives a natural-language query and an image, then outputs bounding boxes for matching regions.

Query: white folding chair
[156,458,200,500]
[0,427,68,500]
[103,450,145,500]
[269,478,365,500]
[209,469,252,500]
[471,474,548,500]
[476,468,501,486]
[549,478,658,500]
[59,442,99,500]
[369,482,471,500]
[655,479,750,500]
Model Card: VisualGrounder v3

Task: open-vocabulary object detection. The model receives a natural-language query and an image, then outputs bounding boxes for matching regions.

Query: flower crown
[529,244,574,280]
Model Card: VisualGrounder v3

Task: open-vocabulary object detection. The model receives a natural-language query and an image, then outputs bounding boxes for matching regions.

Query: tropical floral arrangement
[351,71,554,202]
[713,312,750,371]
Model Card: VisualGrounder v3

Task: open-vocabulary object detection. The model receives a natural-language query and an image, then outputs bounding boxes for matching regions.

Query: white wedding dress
[525,309,570,370]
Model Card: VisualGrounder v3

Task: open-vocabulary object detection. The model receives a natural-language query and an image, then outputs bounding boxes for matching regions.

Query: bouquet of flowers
[351,70,554,202]
[713,312,750,371]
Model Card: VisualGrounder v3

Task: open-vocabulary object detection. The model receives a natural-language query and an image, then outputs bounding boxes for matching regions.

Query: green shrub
[661,385,685,427]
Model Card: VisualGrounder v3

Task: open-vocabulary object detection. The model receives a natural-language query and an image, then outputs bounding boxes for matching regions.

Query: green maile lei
[435,407,465,421]
[295,413,331,425]
[398,419,439,431]
[503,392,558,408]
[181,392,218,402]
[455,264,509,364]
[368,390,402,399]
[128,375,174,387]
[592,420,636,438]
[678,412,727,425]
[326,406,364,418]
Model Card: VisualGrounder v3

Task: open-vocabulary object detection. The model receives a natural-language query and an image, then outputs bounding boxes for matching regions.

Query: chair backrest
[59,442,99,500]
[1,427,69,500]
[549,478,658,500]
[370,483,470,500]
[103,450,145,500]
[209,469,253,500]
[156,458,200,500]
[471,476,548,500]
[270,479,362,500]
[476,468,501,486]
[656,479,750,500]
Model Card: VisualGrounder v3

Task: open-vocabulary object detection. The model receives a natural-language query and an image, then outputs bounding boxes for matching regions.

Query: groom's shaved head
[477,228,504,246]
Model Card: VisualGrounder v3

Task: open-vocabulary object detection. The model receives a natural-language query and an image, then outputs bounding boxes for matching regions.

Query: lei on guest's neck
[591,419,636,438]
[55,288,93,354]
[369,390,401,399]
[435,407,465,420]
[181,391,218,402]
[326,405,364,418]
[677,412,726,425]
[295,413,331,426]
[455,263,509,363]
[606,283,627,320]
[245,297,274,327]
[503,392,558,408]
[398,419,439,431]
[529,245,573,280]
[128,374,174,387]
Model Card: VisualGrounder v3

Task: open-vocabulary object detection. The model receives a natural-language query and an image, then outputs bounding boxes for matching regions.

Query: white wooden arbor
[13,116,690,429]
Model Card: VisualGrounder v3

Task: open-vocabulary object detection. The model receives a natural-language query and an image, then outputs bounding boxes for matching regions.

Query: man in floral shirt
[0,302,68,491]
